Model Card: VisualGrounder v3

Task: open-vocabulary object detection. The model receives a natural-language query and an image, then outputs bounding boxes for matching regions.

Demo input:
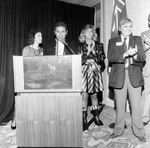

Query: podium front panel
[13,55,81,92]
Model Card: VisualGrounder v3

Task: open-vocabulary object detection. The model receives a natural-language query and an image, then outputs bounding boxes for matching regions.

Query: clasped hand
[124,45,138,58]
[144,35,150,45]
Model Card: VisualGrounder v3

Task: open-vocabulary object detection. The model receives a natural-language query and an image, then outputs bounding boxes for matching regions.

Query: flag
[111,0,127,38]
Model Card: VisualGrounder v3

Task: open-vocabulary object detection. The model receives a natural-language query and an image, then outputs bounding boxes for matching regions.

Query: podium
[13,55,82,147]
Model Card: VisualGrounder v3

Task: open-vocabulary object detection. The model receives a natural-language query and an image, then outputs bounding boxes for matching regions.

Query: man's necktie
[123,38,129,68]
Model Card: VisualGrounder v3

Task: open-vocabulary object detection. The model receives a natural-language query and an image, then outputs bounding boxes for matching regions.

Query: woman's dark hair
[28,28,43,45]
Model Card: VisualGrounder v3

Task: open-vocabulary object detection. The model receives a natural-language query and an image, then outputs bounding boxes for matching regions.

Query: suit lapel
[115,36,124,52]
[116,36,122,42]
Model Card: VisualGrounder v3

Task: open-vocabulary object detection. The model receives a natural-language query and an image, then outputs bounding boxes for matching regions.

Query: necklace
[30,45,40,56]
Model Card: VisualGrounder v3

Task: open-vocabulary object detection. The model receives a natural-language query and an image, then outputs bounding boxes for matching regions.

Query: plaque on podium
[13,55,82,147]
[13,55,82,92]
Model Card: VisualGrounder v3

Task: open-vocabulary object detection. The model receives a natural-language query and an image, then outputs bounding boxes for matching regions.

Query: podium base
[16,93,82,147]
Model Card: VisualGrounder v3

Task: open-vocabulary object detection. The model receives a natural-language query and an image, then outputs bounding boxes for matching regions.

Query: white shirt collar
[121,35,129,41]
[55,39,65,55]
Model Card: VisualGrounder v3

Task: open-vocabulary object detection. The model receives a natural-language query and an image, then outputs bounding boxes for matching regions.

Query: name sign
[23,56,72,89]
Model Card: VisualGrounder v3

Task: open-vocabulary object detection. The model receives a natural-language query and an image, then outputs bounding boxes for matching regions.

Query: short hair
[54,22,68,31]
[119,17,133,27]
[78,24,97,43]
[28,28,43,45]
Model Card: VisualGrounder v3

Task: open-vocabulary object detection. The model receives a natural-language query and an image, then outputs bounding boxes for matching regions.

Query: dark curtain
[0,0,94,124]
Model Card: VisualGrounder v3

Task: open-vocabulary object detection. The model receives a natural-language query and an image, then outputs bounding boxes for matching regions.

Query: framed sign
[13,55,81,92]
[23,56,72,89]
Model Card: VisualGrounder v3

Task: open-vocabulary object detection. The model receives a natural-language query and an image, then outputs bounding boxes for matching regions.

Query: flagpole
[100,0,107,105]
[100,0,104,43]
[94,7,96,28]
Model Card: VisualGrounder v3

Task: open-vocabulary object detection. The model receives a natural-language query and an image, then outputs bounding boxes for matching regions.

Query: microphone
[62,41,75,55]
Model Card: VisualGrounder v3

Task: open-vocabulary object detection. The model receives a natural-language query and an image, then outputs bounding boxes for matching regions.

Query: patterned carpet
[0,106,150,148]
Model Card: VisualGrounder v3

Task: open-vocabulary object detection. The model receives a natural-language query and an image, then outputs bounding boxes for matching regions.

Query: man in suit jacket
[44,22,78,55]
[141,14,150,126]
[107,18,146,142]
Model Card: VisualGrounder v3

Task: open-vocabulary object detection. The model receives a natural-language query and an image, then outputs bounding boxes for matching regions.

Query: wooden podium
[13,55,82,148]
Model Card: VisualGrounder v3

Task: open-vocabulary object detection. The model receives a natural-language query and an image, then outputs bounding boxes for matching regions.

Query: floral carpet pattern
[0,106,150,148]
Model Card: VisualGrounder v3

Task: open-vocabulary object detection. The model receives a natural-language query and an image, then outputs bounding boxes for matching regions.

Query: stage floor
[0,106,150,148]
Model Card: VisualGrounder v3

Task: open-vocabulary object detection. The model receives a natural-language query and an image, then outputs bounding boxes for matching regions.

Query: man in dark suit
[107,18,146,142]
[44,22,78,55]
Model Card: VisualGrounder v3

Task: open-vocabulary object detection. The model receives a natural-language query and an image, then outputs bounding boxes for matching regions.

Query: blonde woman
[78,24,105,131]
